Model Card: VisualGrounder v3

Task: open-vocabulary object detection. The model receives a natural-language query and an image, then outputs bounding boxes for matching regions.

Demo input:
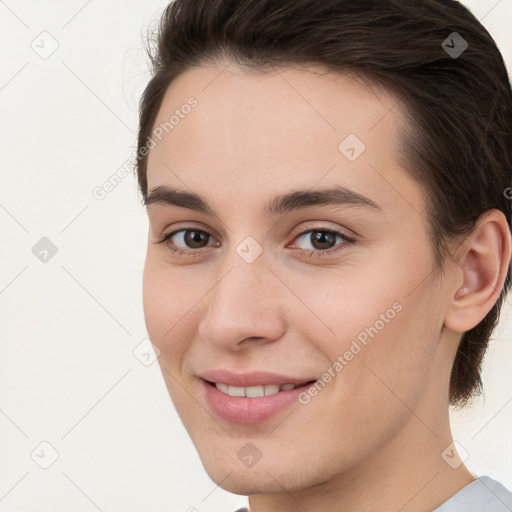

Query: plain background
[1,1,511,510]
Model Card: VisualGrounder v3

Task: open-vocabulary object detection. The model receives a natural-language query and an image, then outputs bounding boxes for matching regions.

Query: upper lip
[200,369,316,387]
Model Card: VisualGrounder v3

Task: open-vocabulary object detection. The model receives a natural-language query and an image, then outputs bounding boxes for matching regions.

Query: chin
[196,447,325,496]
[202,462,295,495]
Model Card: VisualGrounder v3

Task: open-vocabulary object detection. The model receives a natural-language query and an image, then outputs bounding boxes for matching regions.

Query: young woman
[135,0,512,510]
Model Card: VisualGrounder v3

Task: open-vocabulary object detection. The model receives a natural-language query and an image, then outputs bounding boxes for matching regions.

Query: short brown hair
[135,0,512,410]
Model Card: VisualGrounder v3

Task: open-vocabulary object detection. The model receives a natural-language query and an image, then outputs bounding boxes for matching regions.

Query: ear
[444,209,511,334]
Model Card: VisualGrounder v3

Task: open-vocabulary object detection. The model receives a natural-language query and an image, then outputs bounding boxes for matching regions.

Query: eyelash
[154,225,355,259]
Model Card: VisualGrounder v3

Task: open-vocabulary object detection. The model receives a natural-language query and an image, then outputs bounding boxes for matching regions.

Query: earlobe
[444,210,511,334]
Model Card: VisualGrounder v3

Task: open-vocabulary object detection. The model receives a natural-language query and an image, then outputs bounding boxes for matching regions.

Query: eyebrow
[144,184,382,216]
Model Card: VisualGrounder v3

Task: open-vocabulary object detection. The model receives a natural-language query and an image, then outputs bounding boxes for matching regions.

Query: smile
[202,378,318,424]
[212,382,307,397]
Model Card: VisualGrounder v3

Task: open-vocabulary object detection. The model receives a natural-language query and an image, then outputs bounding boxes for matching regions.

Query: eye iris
[185,230,208,248]
[311,231,336,250]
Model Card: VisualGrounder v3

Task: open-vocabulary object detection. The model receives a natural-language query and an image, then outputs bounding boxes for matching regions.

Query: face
[142,63,455,495]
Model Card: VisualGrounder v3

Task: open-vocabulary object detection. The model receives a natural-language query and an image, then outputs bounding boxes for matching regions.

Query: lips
[199,369,318,424]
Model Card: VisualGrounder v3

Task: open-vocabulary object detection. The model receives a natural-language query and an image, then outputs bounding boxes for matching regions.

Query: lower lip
[201,379,316,425]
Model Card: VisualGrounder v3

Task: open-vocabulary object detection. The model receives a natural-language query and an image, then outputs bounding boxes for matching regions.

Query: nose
[197,250,287,351]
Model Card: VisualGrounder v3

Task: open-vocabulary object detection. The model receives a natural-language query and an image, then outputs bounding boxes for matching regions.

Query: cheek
[341,292,441,423]
[142,255,213,377]
[143,261,197,408]
[290,260,439,397]
[286,265,402,354]
[142,261,168,341]
[142,257,187,352]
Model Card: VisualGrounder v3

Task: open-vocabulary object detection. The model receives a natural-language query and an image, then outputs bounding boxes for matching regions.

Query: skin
[142,61,511,512]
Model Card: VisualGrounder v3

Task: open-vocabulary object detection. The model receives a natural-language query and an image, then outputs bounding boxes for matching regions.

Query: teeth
[228,385,246,397]
[264,385,280,396]
[245,385,264,397]
[216,382,230,394]
[214,382,298,397]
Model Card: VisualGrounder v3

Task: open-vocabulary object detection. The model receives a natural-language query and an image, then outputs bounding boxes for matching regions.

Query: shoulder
[434,476,512,511]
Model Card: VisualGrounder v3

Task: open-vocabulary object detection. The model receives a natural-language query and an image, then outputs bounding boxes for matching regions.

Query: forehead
[146,63,425,220]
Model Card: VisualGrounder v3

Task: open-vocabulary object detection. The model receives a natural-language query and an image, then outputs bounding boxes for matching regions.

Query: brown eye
[156,227,217,256]
[181,229,210,249]
[291,228,355,258]
[308,231,338,250]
